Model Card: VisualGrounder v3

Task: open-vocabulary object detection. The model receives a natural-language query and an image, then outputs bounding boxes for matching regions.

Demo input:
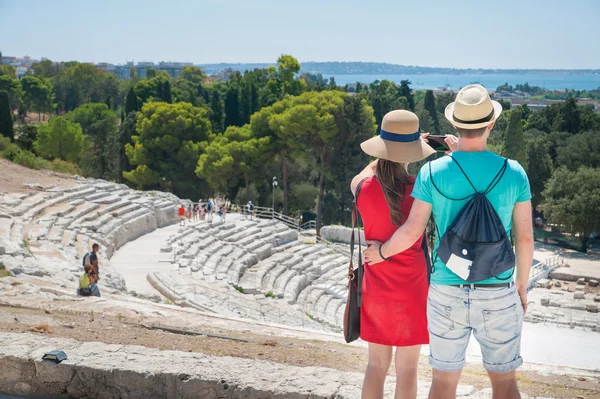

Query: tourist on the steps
[206,200,213,222]
[350,109,438,399]
[193,204,199,222]
[246,200,254,219]
[364,85,534,399]
[82,243,100,281]
[178,204,186,226]
[77,263,101,297]
[187,204,193,221]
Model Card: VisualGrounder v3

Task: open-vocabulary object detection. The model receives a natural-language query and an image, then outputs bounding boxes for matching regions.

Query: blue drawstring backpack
[430,156,515,282]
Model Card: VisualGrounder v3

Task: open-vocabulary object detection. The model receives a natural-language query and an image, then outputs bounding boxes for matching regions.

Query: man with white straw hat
[364,85,534,399]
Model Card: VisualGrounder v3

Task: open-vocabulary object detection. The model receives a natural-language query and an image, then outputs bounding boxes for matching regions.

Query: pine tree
[0,90,14,141]
[424,90,440,133]
[125,87,139,115]
[155,80,164,101]
[163,80,172,104]
[211,91,224,133]
[503,108,527,168]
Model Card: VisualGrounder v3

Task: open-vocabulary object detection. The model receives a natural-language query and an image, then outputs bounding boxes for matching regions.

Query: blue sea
[323,73,600,91]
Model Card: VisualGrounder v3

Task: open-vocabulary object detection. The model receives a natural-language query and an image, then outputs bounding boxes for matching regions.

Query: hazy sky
[1,0,598,69]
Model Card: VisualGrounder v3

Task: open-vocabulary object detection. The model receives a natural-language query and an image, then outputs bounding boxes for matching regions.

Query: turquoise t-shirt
[411,151,531,285]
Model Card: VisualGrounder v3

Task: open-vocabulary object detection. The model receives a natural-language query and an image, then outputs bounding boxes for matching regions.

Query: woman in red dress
[351,110,436,399]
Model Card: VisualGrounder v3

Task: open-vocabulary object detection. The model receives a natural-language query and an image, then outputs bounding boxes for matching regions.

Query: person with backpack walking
[350,110,441,399]
[364,85,534,399]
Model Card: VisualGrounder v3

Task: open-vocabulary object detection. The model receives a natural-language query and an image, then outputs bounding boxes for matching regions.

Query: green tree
[146,68,156,79]
[65,103,120,179]
[210,90,225,133]
[277,54,305,96]
[162,80,172,103]
[503,107,527,168]
[0,75,23,111]
[155,80,164,101]
[0,64,17,79]
[196,125,270,193]
[15,124,38,152]
[556,131,600,171]
[118,111,137,179]
[20,75,55,121]
[542,167,600,252]
[125,86,139,114]
[0,91,14,141]
[123,102,211,199]
[398,80,414,111]
[29,59,63,78]
[526,138,553,208]
[224,84,242,128]
[423,90,440,134]
[553,97,580,134]
[34,116,85,162]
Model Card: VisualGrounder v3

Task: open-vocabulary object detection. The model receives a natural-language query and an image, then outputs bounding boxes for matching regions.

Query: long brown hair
[376,159,411,226]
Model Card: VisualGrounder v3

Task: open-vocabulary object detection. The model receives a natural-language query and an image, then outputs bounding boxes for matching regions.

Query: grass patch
[0,263,11,278]
[233,285,244,294]
[23,239,33,256]
[264,291,276,298]
[305,312,314,320]
[163,297,174,305]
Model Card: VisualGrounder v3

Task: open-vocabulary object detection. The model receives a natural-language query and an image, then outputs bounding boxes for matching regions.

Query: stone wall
[320,225,364,245]
[0,332,488,399]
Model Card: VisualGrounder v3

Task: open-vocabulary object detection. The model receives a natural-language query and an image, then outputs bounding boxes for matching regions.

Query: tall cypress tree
[163,80,172,104]
[224,85,241,128]
[398,80,415,111]
[504,108,527,168]
[155,80,164,101]
[423,90,440,133]
[0,90,14,141]
[125,87,139,115]
[210,91,224,133]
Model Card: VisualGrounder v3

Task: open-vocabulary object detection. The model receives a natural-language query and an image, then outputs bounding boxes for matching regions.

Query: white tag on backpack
[446,253,473,280]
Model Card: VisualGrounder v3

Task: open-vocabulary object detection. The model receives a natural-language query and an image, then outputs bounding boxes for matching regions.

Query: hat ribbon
[379,129,420,143]
[452,108,495,124]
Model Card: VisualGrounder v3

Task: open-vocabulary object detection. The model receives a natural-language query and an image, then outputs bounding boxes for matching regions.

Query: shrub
[48,159,82,175]
[0,136,11,151]
[13,149,48,170]
[1,142,21,160]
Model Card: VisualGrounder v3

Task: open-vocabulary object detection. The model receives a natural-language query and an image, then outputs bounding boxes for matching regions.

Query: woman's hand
[363,240,385,266]
[444,135,458,153]
[420,132,430,143]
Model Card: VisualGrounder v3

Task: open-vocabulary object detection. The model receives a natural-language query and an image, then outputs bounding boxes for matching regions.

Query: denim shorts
[427,284,524,373]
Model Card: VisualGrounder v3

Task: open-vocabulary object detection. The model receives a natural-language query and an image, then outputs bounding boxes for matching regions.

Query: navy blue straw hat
[360,110,435,163]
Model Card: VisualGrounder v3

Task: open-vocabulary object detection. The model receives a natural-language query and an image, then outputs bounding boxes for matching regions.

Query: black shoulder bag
[343,178,366,343]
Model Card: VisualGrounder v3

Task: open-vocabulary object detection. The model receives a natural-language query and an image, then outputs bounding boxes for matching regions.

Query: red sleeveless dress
[357,176,429,346]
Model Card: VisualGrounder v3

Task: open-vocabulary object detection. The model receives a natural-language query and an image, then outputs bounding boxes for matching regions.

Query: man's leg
[426,285,471,399]
[488,371,520,399]
[393,345,420,399]
[429,369,462,399]
[362,343,393,399]
[471,285,524,399]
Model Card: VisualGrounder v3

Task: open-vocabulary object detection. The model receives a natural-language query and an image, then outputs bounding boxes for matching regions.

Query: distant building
[0,54,38,78]
[111,61,193,80]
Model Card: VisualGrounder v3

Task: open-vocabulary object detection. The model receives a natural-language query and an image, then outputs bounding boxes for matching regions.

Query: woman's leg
[362,343,393,399]
[394,345,421,399]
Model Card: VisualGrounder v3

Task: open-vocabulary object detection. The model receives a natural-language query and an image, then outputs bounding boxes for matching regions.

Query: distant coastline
[198,61,600,76]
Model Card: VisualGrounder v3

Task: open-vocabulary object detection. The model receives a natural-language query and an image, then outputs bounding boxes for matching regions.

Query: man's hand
[516,284,528,315]
[444,135,458,153]
[363,240,384,266]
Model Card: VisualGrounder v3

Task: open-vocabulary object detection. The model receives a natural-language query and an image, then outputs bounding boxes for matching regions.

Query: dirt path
[1,305,597,399]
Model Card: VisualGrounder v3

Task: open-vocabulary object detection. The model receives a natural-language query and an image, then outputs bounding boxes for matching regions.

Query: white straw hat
[360,110,435,163]
[444,84,502,129]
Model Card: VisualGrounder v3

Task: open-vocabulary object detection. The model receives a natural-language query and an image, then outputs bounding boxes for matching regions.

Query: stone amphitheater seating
[154,215,358,331]
[0,173,357,333]
[0,178,180,291]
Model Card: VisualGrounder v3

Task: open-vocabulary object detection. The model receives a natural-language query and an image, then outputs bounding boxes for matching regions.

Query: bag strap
[429,156,509,201]
[484,158,508,195]
[349,177,367,306]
